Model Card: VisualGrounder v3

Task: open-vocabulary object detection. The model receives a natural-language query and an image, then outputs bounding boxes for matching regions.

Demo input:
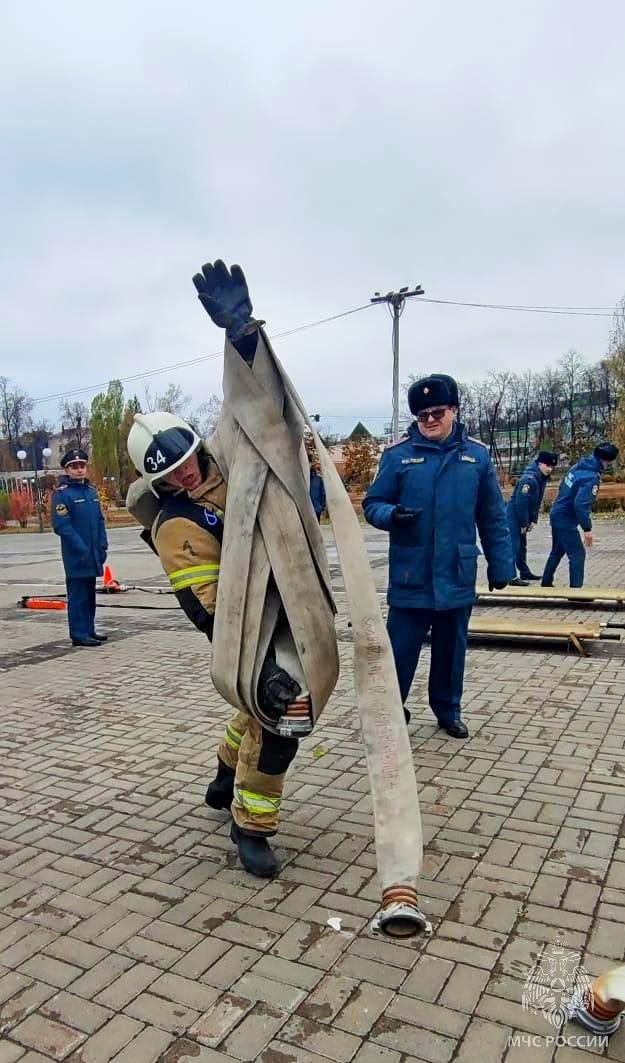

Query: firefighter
[127,264,304,879]
[506,451,558,585]
[51,448,108,647]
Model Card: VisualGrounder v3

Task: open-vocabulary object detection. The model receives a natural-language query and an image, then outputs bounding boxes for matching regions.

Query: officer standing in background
[308,454,327,522]
[507,451,558,585]
[542,442,619,589]
[364,374,514,739]
[51,449,108,647]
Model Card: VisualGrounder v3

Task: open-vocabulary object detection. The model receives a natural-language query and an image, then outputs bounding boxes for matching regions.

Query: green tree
[119,395,142,495]
[90,381,124,483]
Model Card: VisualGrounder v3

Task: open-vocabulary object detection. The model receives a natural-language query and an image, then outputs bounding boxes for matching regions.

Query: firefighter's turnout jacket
[150,451,298,837]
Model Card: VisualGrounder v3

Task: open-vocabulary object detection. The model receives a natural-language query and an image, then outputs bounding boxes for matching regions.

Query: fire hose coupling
[278,697,314,737]
[371,886,432,939]
[569,998,622,1037]
[569,964,625,1037]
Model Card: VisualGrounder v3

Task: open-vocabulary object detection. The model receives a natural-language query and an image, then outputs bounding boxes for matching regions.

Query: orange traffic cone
[100,564,125,594]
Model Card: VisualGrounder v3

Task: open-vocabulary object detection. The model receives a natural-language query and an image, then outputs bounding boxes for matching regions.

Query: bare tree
[0,377,34,449]
[192,394,222,437]
[482,371,511,467]
[154,383,192,416]
[59,400,90,448]
[559,349,587,453]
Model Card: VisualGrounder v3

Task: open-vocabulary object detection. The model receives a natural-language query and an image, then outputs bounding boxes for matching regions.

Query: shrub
[9,490,33,528]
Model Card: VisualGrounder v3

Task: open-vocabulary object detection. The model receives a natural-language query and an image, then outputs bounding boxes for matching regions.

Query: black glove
[258,657,302,714]
[489,580,508,591]
[391,505,420,528]
[192,260,260,342]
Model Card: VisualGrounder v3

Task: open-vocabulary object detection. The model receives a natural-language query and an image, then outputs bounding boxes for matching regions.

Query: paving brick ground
[1,518,625,1061]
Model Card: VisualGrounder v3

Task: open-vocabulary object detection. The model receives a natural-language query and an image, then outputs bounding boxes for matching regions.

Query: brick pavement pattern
[1,518,625,1061]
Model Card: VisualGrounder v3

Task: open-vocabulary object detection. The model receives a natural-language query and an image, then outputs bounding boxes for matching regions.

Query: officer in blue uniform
[507,451,558,585]
[542,442,618,589]
[308,457,326,522]
[364,374,514,739]
[51,449,108,647]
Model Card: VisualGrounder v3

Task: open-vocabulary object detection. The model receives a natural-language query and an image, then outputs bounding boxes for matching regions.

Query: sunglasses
[416,406,449,424]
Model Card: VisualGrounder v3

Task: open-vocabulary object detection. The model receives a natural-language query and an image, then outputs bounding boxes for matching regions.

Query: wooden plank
[476,585,625,604]
[469,618,602,638]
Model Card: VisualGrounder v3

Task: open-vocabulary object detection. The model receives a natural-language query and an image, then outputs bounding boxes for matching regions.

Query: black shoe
[441,721,469,739]
[541,582,554,588]
[521,572,541,581]
[71,637,101,647]
[509,577,530,587]
[230,822,279,878]
[404,708,411,724]
[205,759,235,811]
[91,633,108,642]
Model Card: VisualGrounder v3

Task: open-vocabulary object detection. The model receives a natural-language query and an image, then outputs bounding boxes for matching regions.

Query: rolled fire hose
[129,327,428,937]
[569,964,625,1035]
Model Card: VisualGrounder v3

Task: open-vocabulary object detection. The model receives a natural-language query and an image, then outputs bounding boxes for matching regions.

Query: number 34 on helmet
[127,413,201,492]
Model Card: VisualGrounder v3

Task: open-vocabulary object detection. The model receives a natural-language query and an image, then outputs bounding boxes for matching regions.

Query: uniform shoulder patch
[521,484,530,494]
[55,502,69,516]
[592,484,599,495]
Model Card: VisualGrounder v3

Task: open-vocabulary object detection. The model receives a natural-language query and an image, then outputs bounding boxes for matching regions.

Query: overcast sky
[2,0,624,436]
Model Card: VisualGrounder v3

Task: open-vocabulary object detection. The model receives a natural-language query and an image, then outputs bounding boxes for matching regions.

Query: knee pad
[258,731,299,775]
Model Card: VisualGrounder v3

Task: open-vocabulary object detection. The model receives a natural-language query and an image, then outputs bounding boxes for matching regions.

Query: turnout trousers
[387,605,473,728]
[217,711,298,836]
[542,522,586,588]
[66,577,97,642]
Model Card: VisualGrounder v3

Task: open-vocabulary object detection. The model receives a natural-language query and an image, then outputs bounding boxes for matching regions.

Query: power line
[419,297,618,317]
[30,293,623,408]
[31,302,375,407]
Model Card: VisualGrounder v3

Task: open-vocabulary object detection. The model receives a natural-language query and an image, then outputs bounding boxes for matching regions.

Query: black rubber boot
[205,759,235,811]
[230,822,279,878]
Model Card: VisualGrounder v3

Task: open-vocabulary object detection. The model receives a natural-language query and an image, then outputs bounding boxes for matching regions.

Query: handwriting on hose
[363,616,400,787]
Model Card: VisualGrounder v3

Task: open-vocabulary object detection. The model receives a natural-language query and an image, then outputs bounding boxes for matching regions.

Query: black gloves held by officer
[391,505,420,528]
[259,657,302,715]
[192,260,263,344]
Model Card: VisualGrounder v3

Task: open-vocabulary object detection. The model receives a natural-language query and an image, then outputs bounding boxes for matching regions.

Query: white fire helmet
[127,412,201,491]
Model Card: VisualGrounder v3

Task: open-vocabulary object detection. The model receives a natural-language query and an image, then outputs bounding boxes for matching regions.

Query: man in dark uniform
[51,449,108,647]
[542,442,618,589]
[309,456,326,522]
[507,451,558,585]
[364,374,514,739]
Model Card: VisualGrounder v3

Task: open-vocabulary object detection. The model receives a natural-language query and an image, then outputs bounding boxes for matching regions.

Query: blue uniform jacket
[363,423,514,609]
[507,461,549,529]
[309,469,326,516]
[51,476,108,577]
[549,455,602,532]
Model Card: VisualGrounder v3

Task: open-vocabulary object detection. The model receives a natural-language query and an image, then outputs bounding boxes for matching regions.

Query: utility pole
[371,285,424,441]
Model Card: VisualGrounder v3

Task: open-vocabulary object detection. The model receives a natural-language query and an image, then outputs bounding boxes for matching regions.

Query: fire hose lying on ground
[127,322,429,939]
